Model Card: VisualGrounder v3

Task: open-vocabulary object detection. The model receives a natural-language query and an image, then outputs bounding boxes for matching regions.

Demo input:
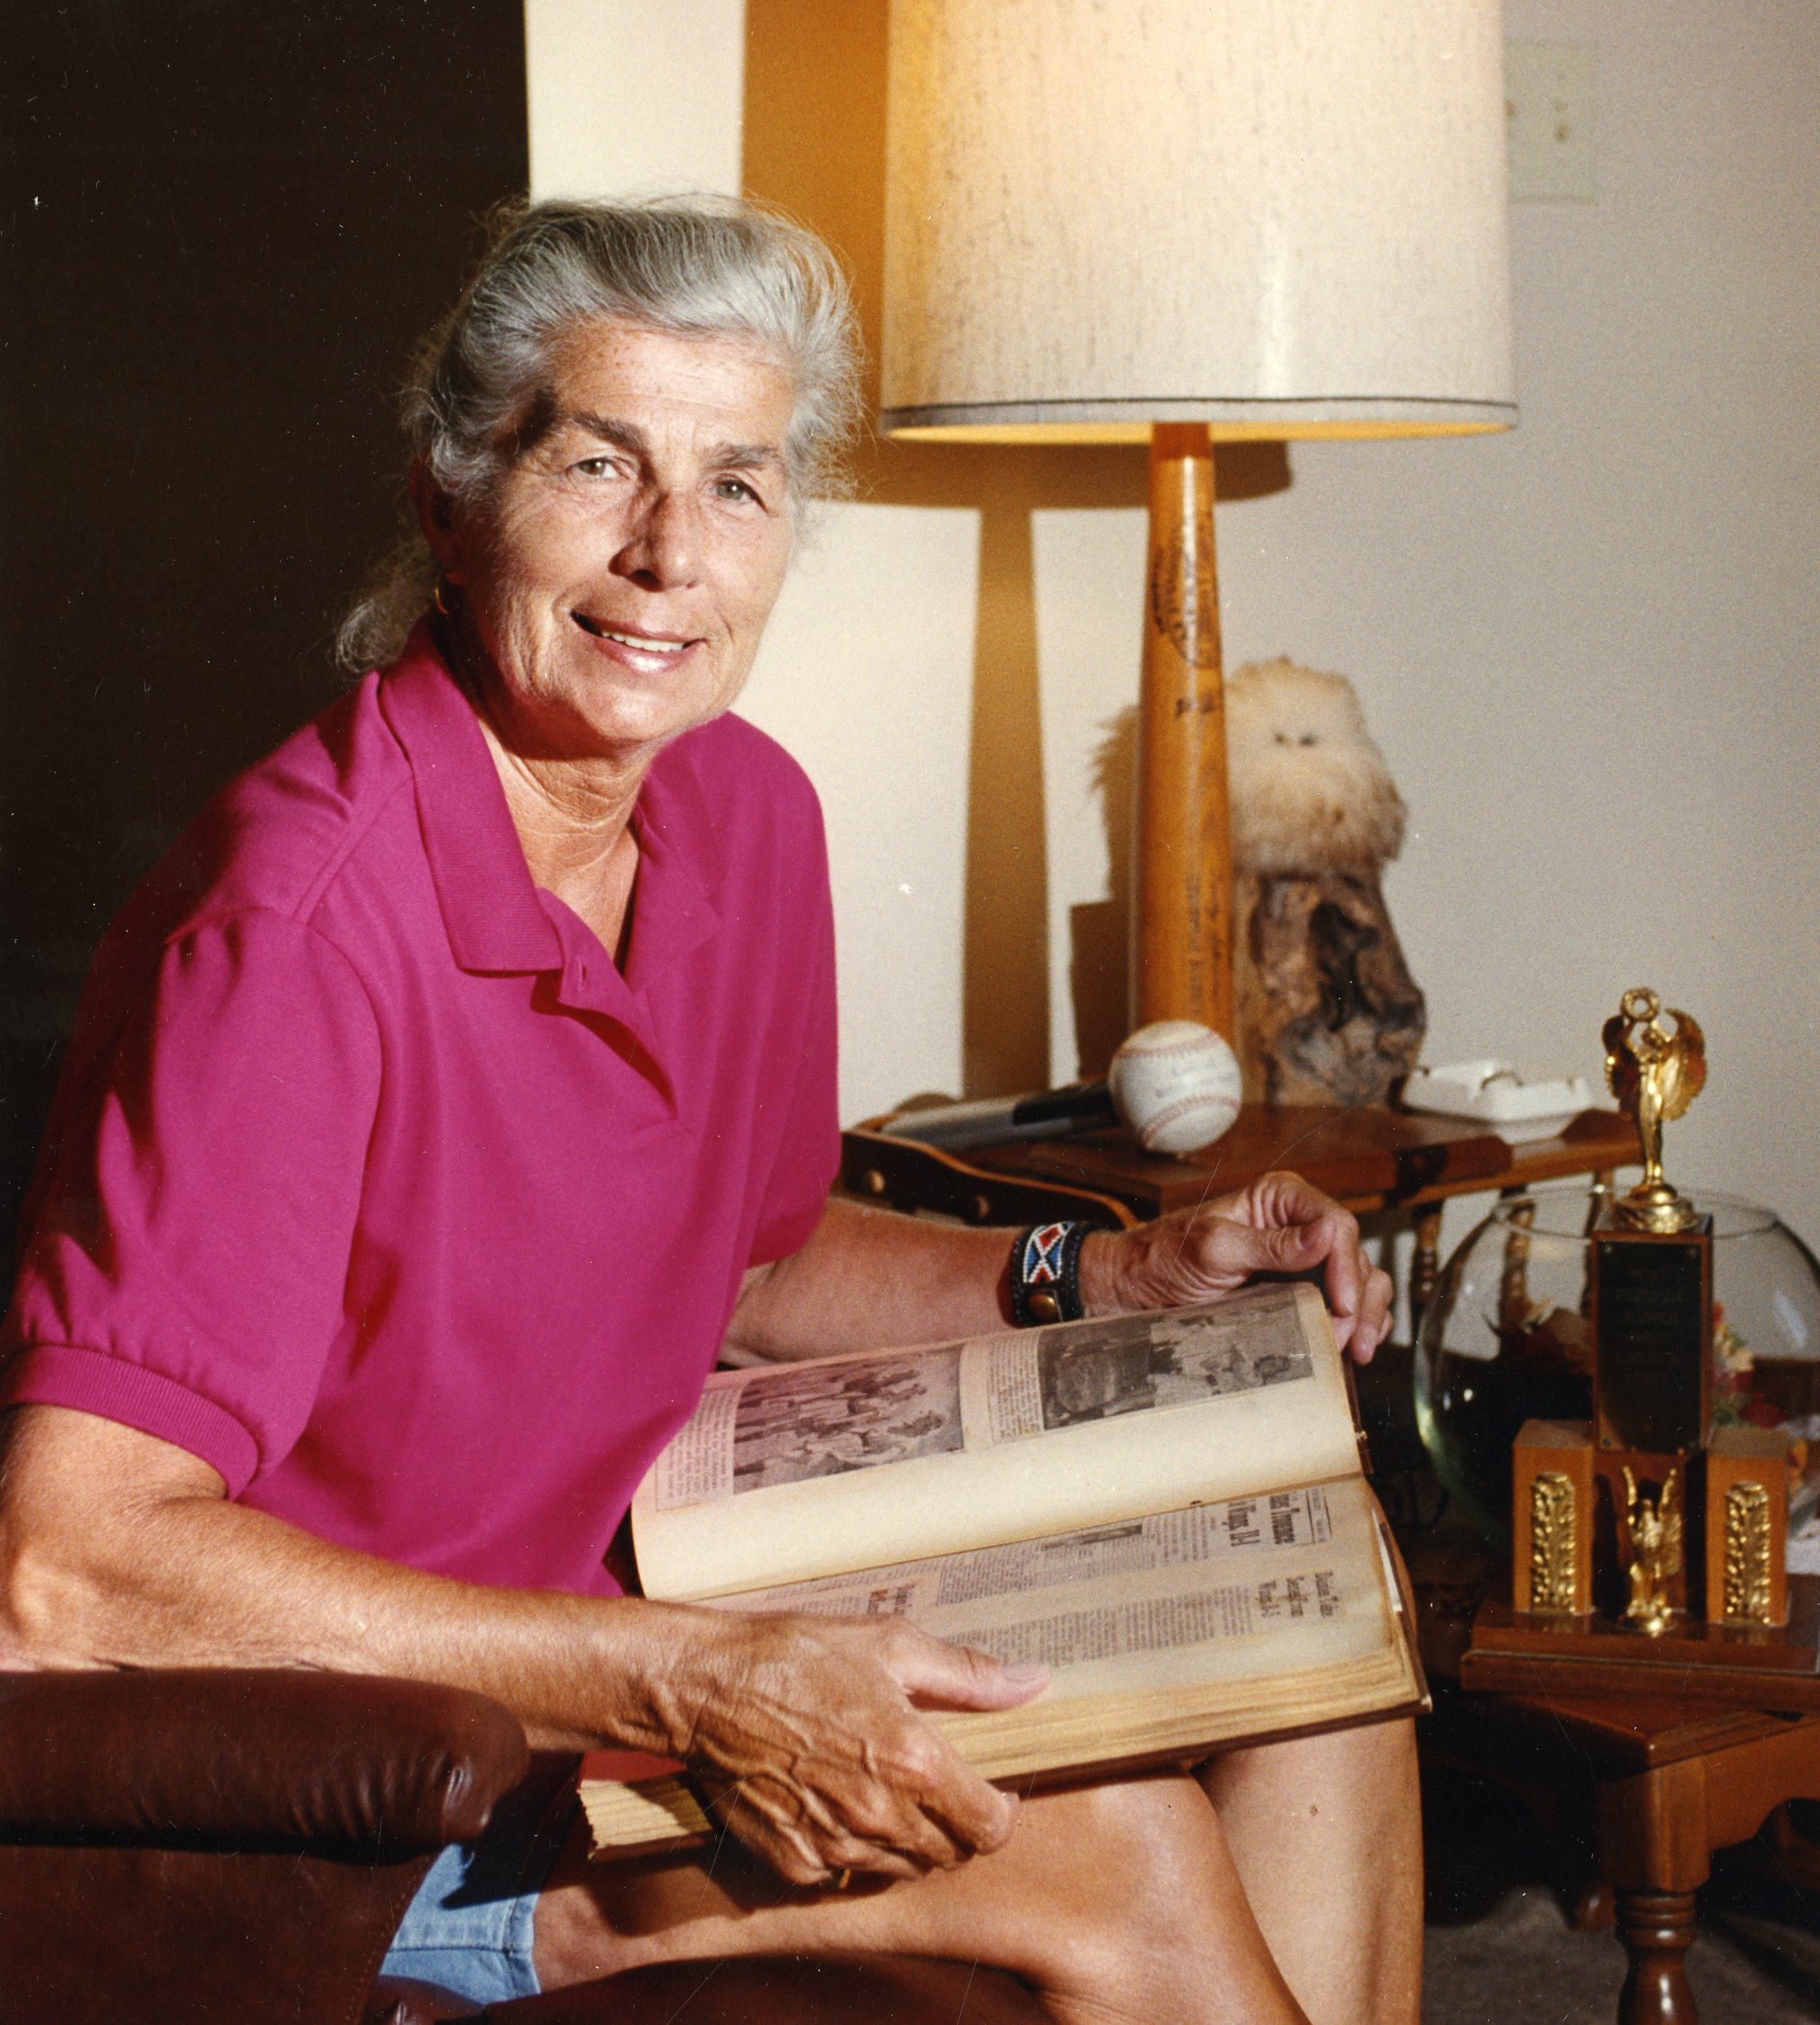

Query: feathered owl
[1225,657,1406,877]
[1224,658,1424,1107]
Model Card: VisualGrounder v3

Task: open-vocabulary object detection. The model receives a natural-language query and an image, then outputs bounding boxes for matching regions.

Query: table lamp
[880,0,1516,1043]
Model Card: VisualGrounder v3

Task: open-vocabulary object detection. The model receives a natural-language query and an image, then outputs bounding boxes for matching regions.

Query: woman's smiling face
[430,320,797,763]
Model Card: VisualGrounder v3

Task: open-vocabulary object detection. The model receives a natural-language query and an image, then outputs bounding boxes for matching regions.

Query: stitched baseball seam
[1140,1091,1240,1139]
[1122,1037,1228,1062]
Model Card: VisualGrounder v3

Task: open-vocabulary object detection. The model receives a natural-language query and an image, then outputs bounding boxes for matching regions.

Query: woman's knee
[1034,1772,1224,1887]
[1200,1716,1418,1819]
[1009,1777,1242,1975]
[1000,1777,1319,2021]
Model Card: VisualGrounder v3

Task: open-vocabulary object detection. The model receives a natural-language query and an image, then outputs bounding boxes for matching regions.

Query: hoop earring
[432,577,454,616]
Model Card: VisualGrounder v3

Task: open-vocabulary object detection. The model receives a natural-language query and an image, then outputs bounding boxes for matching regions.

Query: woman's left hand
[1079,1169,1394,1362]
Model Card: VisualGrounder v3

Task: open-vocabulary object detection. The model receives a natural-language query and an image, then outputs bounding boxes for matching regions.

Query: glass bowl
[1413,1186,1820,1543]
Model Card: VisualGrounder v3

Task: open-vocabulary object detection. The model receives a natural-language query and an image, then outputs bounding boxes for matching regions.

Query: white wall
[740,510,980,1119]
[1276,1,1818,1260]
[524,0,745,199]
[524,0,981,1125]
[1256,0,1820,1256]
[526,0,1820,1246]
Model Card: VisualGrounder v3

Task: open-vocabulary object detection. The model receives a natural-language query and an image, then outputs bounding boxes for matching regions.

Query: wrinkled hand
[1081,1169,1394,1360]
[656,1606,1047,1886]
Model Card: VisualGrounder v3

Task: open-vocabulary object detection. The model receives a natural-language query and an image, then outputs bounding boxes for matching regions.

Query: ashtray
[1400,1059,1601,1144]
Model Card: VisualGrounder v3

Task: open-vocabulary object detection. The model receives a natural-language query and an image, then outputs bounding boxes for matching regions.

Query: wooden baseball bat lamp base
[1134,424,1232,1039]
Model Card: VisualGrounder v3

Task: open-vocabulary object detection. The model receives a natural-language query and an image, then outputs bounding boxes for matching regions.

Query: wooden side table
[843,1103,1641,1333]
[1437,1684,1820,2025]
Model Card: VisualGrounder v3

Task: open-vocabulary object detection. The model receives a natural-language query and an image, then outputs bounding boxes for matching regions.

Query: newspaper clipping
[654,1348,964,1508]
[730,1488,1335,1621]
[984,1284,1314,1443]
[651,1285,1319,1512]
[713,1485,1362,1690]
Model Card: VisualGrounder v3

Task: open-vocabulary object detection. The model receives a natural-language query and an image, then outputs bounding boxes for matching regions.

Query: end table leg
[1615,1889,1698,2025]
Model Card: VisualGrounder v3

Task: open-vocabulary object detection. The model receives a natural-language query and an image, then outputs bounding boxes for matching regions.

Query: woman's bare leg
[533,1951,1045,2024]
[1197,1718,1423,2025]
[535,1772,1314,2024]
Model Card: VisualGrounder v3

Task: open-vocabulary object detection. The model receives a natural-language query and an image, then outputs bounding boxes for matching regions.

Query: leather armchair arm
[0,1668,528,1856]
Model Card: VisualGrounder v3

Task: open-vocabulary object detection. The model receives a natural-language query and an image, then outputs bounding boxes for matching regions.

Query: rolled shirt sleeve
[4,909,382,1494]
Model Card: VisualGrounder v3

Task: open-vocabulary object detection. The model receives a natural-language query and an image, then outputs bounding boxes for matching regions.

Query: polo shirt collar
[623,738,721,993]
[379,627,562,974]
[376,625,725,1004]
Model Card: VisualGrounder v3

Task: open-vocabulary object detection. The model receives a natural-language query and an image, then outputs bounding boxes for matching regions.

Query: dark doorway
[2,0,528,1261]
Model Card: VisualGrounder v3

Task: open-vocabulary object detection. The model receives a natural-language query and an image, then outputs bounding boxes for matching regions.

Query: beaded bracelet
[1008,1221,1092,1327]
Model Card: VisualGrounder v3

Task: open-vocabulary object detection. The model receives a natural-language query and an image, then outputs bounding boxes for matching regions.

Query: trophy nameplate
[1591,1215,1713,1454]
[1591,989,1712,1459]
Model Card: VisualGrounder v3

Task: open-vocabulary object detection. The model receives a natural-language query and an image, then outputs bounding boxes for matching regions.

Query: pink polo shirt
[2,630,839,1595]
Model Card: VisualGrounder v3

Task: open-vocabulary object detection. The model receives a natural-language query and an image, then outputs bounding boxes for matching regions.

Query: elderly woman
[0,198,1414,2024]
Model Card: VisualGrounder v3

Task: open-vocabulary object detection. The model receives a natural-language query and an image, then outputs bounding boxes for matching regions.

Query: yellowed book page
[721,1474,1395,1699]
[585,1478,1408,1850]
[633,1282,1359,1600]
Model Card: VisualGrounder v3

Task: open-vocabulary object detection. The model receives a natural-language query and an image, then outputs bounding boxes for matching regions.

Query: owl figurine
[1225,657,1426,1106]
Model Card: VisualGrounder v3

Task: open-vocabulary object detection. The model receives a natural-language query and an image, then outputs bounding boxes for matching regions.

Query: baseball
[1109,1021,1243,1155]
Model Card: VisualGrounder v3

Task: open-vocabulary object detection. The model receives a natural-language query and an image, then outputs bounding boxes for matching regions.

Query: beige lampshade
[881,0,1516,442]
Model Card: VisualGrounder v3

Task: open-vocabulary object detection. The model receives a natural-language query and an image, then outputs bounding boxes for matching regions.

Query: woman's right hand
[646,1605,1049,1886]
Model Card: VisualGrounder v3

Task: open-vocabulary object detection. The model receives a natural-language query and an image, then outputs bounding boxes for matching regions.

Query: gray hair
[335,194,861,672]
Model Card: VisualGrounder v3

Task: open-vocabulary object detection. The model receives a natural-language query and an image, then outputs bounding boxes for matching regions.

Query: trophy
[1507,989,1793,1638]
[1592,989,1711,1458]
[1602,987,1707,1233]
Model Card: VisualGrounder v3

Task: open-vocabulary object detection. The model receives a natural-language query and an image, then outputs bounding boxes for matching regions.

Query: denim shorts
[379,1752,579,2006]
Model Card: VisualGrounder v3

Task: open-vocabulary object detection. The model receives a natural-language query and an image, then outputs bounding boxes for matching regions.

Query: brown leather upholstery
[0,1669,531,2025]
[4,1838,440,2025]
[0,1673,1042,2025]
[0,1669,525,1850]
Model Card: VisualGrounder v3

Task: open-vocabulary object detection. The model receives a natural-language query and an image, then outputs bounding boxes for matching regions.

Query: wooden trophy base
[1465,1582,1820,1710]
[1474,1416,1805,1705]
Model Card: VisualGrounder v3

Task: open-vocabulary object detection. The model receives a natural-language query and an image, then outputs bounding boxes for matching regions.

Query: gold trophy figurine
[1622,1464,1683,1636]
[1603,987,1707,1232]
